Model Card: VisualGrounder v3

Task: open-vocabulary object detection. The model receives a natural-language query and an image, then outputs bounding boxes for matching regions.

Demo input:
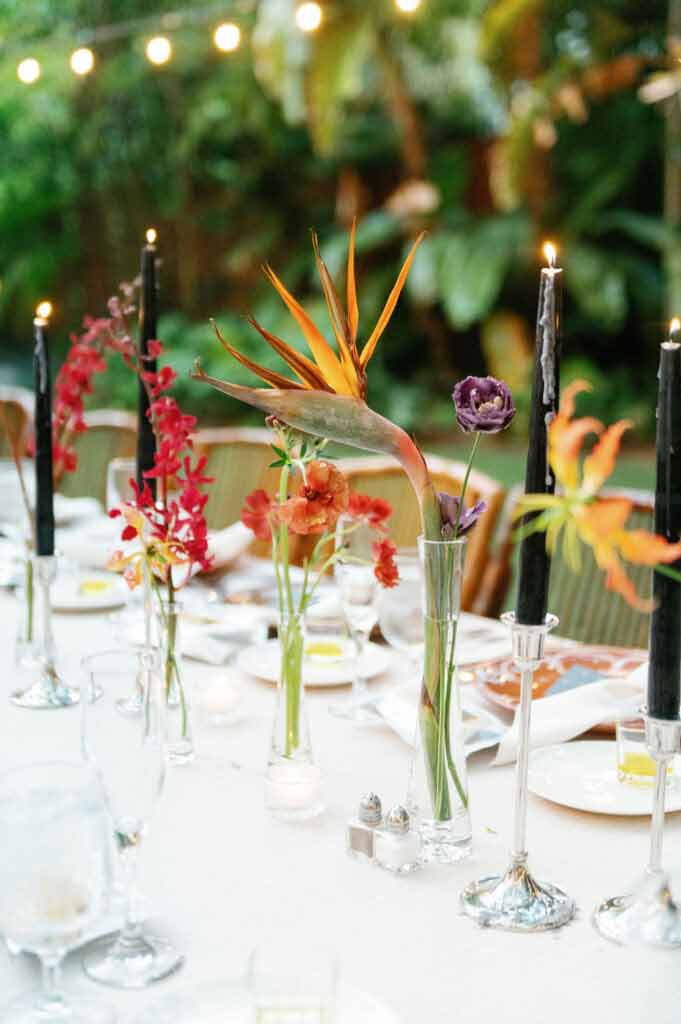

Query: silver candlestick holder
[11,554,79,708]
[460,611,576,931]
[593,711,681,947]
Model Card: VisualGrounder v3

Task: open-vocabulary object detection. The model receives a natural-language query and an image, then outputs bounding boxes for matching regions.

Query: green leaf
[437,217,526,329]
[405,235,439,306]
[306,12,374,156]
[564,242,628,330]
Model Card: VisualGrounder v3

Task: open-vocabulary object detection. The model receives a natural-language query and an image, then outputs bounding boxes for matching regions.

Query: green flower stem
[153,575,189,741]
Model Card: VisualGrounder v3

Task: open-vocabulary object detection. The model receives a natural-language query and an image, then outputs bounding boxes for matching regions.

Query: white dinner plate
[133,982,400,1024]
[51,572,128,612]
[528,741,681,816]
[237,638,391,687]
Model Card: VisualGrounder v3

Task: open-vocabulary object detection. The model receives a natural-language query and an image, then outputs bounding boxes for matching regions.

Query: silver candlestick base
[593,712,681,947]
[461,611,576,932]
[11,555,78,709]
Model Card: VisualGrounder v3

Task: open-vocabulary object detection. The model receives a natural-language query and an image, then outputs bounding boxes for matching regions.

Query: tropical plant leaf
[564,242,627,330]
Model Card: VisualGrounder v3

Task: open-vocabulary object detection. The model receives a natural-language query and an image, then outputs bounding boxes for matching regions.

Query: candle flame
[670,317,681,337]
[35,301,52,320]
[543,241,557,268]
[146,228,157,245]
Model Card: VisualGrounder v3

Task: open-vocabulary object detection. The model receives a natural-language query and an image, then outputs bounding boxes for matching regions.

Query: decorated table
[0,584,680,1024]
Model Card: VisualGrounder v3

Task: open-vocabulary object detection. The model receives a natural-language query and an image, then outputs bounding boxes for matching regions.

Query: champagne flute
[0,761,114,1024]
[80,648,183,989]
[329,517,379,722]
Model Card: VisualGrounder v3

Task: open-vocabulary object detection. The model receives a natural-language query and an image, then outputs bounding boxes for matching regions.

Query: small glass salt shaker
[374,804,421,874]
[347,793,383,862]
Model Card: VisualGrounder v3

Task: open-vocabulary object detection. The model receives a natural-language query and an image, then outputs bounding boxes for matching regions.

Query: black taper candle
[516,246,562,625]
[648,331,681,720]
[33,307,55,556]
[137,229,159,496]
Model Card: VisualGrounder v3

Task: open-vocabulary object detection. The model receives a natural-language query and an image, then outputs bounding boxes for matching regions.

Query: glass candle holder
[617,718,675,786]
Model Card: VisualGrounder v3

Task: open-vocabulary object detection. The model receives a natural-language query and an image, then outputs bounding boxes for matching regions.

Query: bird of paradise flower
[192,224,468,826]
[515,379,681,611]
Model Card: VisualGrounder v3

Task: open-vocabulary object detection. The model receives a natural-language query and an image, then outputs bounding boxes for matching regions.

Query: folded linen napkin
[493,662,647,765]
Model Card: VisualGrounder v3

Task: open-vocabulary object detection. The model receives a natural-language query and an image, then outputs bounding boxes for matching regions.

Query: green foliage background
[0,0,672,438]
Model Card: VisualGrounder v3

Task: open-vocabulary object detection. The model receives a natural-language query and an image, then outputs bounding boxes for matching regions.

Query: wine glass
[0,761,114,1023]
[375,549,424,679]
[105,457,136,513]
[328,517,379,722]
[80,648,184,989]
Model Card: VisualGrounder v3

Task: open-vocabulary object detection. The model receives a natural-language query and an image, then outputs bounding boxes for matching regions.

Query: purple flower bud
[438,493,487,539]
[452,376,515,434]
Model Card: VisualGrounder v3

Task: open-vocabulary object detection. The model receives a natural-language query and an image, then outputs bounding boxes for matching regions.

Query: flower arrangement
[240,420,397,760]
[192,223,514,851]
[516,379,681,610]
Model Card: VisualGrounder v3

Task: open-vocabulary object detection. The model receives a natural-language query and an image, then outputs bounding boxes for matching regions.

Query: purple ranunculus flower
[438,493,487,539]
[452,376,515,434]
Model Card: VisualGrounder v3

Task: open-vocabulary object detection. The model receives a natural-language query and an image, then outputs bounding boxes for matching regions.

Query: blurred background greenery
[0,0,676,473]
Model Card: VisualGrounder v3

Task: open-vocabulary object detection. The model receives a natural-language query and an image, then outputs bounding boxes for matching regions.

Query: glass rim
[417,534,468,547]
[80,647,157,671]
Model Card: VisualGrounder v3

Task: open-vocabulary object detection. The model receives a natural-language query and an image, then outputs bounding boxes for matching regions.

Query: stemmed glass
[375,548,423,678]
[105,456,136,512]
[329,517,378,722]
[0,761,115,1024]
[80,648,184,989]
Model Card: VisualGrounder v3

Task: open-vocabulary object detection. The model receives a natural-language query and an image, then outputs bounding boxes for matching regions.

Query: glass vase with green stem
[154,575,193,766]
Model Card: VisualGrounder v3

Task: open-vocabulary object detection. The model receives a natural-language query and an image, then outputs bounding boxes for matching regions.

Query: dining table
[0,571,680,1024]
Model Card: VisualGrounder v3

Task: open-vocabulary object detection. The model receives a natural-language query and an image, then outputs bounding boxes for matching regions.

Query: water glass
[375,549,423,669]
[0,761,114,1024]
[80,648,184,989]
[249,938,338,1023]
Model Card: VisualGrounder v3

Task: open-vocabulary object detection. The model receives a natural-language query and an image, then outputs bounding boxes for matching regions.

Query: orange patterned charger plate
[472,645,648,735]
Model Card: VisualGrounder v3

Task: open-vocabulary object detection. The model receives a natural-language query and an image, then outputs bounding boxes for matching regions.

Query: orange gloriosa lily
[517,379,681,611]
[192,223,442,539]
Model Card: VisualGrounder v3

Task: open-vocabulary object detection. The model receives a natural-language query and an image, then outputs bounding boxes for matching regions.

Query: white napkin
[494,662,647,766]
[204,522,253,572]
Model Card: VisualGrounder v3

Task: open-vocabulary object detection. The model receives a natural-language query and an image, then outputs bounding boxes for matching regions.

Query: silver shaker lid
[385,804,410,834]
[358,792,383,825]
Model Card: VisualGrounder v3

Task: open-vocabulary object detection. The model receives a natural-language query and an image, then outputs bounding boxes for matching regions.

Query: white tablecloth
[0,590,680,1024]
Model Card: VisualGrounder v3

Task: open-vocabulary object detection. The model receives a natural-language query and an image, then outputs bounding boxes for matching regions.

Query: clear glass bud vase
[14,547,37,666]
[156,597,194,765]
[265,612,324,822]
[407,536,472,863]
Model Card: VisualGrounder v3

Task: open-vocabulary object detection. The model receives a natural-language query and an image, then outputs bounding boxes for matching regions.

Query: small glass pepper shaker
[347,793,383,861]
[374,804,421,874]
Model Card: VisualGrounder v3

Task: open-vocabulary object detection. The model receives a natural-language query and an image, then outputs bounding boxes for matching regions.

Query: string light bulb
[543,241,557,268]
[146,36,172,66]
[296,2,322,32]
[35,301,53,322]
[214,22,241,52]
[70,47,95,75]
[17,58,41,84]
[395,0,422,11]
[146,227,157,245]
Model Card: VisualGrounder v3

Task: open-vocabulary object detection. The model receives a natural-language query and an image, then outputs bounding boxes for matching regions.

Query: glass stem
[649,757,669,875]
[351,631,368,704]
[511,664,533,862]
[118,841,144,943]
[39,953,67,1013]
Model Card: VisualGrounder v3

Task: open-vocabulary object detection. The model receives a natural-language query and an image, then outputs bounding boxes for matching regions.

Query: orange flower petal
[211,320,305,391]
[262,265,353,395]
[559,379,592,420]
[605,556,656,613]
[579,498,633,541]
[347,218,359,347]
[582,419,633,496]
[360,232,426,369]
[550,416,602,490]
[311,233,362,396]
[245,317,329,390]
[616,529,681,566]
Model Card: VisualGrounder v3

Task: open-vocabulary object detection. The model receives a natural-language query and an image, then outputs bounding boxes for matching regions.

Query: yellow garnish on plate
[79,579,114,596]
[306,641,344,659]
[618,753,672,782]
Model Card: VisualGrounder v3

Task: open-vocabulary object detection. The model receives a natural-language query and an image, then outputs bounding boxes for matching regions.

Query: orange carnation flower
[279,459,349,536]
